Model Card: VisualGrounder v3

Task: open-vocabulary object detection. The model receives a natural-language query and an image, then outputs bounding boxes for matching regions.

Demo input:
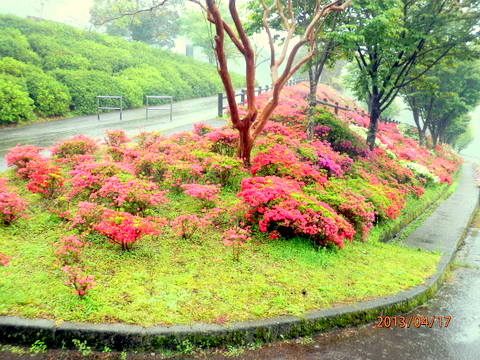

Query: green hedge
[0,15,244,124]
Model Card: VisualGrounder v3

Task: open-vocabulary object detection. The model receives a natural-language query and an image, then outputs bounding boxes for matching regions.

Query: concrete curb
[1,165,478,351]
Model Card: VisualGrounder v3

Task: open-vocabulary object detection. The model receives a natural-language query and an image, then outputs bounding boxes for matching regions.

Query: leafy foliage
[0,15,244,122]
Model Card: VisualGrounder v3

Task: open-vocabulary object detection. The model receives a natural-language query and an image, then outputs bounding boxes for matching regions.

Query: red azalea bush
[0,178,27,225]
[93,210,157,250]
[25,160,64,198]
[239,176,355,249]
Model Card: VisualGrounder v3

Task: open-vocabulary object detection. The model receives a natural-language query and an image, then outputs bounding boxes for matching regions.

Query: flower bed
[0,83,459,325]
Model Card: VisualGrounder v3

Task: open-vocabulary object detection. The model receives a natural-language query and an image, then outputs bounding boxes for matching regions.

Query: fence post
[258,86,262,95]
[240,89,246,105]
[334,102,339,115]
[217,93,223,117]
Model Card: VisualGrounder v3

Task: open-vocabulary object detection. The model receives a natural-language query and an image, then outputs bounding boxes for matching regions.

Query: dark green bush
[0,74,35,124]
[0,27,40,64]
[0,57,71,117]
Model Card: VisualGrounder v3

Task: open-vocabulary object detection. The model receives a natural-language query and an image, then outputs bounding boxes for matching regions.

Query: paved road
[0,95,226,171]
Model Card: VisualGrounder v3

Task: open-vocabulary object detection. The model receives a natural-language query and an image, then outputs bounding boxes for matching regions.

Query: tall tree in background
[338,0,480,150]
[90,0,182,49]
[403,60,480,147]
[180,9,240,64]
[95,0,353,165]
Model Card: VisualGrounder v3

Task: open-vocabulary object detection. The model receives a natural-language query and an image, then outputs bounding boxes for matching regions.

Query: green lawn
[0,181,444,326]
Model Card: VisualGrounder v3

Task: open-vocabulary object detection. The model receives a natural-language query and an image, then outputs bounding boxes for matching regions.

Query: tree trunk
[367,94,381,151]
[411,106,426,146]
[237,125,253,167]
[308,64,317,107]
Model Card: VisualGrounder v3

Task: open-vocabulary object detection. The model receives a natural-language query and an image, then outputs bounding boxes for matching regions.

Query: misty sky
[0,0,94,28]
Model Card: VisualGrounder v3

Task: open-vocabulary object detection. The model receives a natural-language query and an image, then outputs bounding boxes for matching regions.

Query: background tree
[403,60,480,147]
[180,8,240,64]
[338,0,480,150]
[90,0,182,48]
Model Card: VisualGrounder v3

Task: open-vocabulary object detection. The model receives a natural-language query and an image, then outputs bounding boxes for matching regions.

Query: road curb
[1,166,478,352]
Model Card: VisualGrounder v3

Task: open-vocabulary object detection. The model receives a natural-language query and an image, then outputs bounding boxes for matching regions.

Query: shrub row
[0,15,243,124]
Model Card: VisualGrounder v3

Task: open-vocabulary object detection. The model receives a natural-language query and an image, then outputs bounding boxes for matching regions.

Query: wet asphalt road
[0,95,226,171]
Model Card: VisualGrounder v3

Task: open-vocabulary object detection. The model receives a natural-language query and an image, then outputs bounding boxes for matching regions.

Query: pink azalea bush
[5,144,45,178]
[181,183,221,202]
[62,265,94,298]
[222,226,251,261]
[54,235,86,265]
[171,214,211,240]
[51,134,98,158]
[0,253,11,266]
[239,176,355,249]
[0,178,27,225]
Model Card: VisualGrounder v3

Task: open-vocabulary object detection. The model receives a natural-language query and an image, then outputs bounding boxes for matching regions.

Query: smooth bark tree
[338,0,480,150]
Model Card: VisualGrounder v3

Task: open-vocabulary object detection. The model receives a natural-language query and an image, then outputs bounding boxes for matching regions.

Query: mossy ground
[0,175,443,326]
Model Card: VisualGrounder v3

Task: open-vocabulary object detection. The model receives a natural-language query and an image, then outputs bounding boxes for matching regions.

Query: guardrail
[145,95,173,121]
[316,98,400,124]
[97,95,123,121]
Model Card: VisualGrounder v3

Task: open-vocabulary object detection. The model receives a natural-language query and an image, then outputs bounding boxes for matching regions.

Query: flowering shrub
[133,151,169,183]
[171,214,211,241]
[5,144,45,178]
[105,129,129,146]
[54,235,86,265]
[0,178,27,225]
[25,160,64,198]
[181,183,221,202]
[93,210,157,250]
[222,226,251,261]
[239,176,355,248]
[0,253,11,266]
[401,161,440,184]
[203,154,245,188]
[94,176,168,213]
[193,122,215,136]
[66,201,105,233]
[251,144,327,185]
[62,265,94,298]
[206,127,238,156]
[51,134,98,158]
[314,180,375,241]
[67,161,135,200]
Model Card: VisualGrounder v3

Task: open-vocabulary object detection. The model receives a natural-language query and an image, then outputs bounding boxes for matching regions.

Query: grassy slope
[0,175,441,326]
